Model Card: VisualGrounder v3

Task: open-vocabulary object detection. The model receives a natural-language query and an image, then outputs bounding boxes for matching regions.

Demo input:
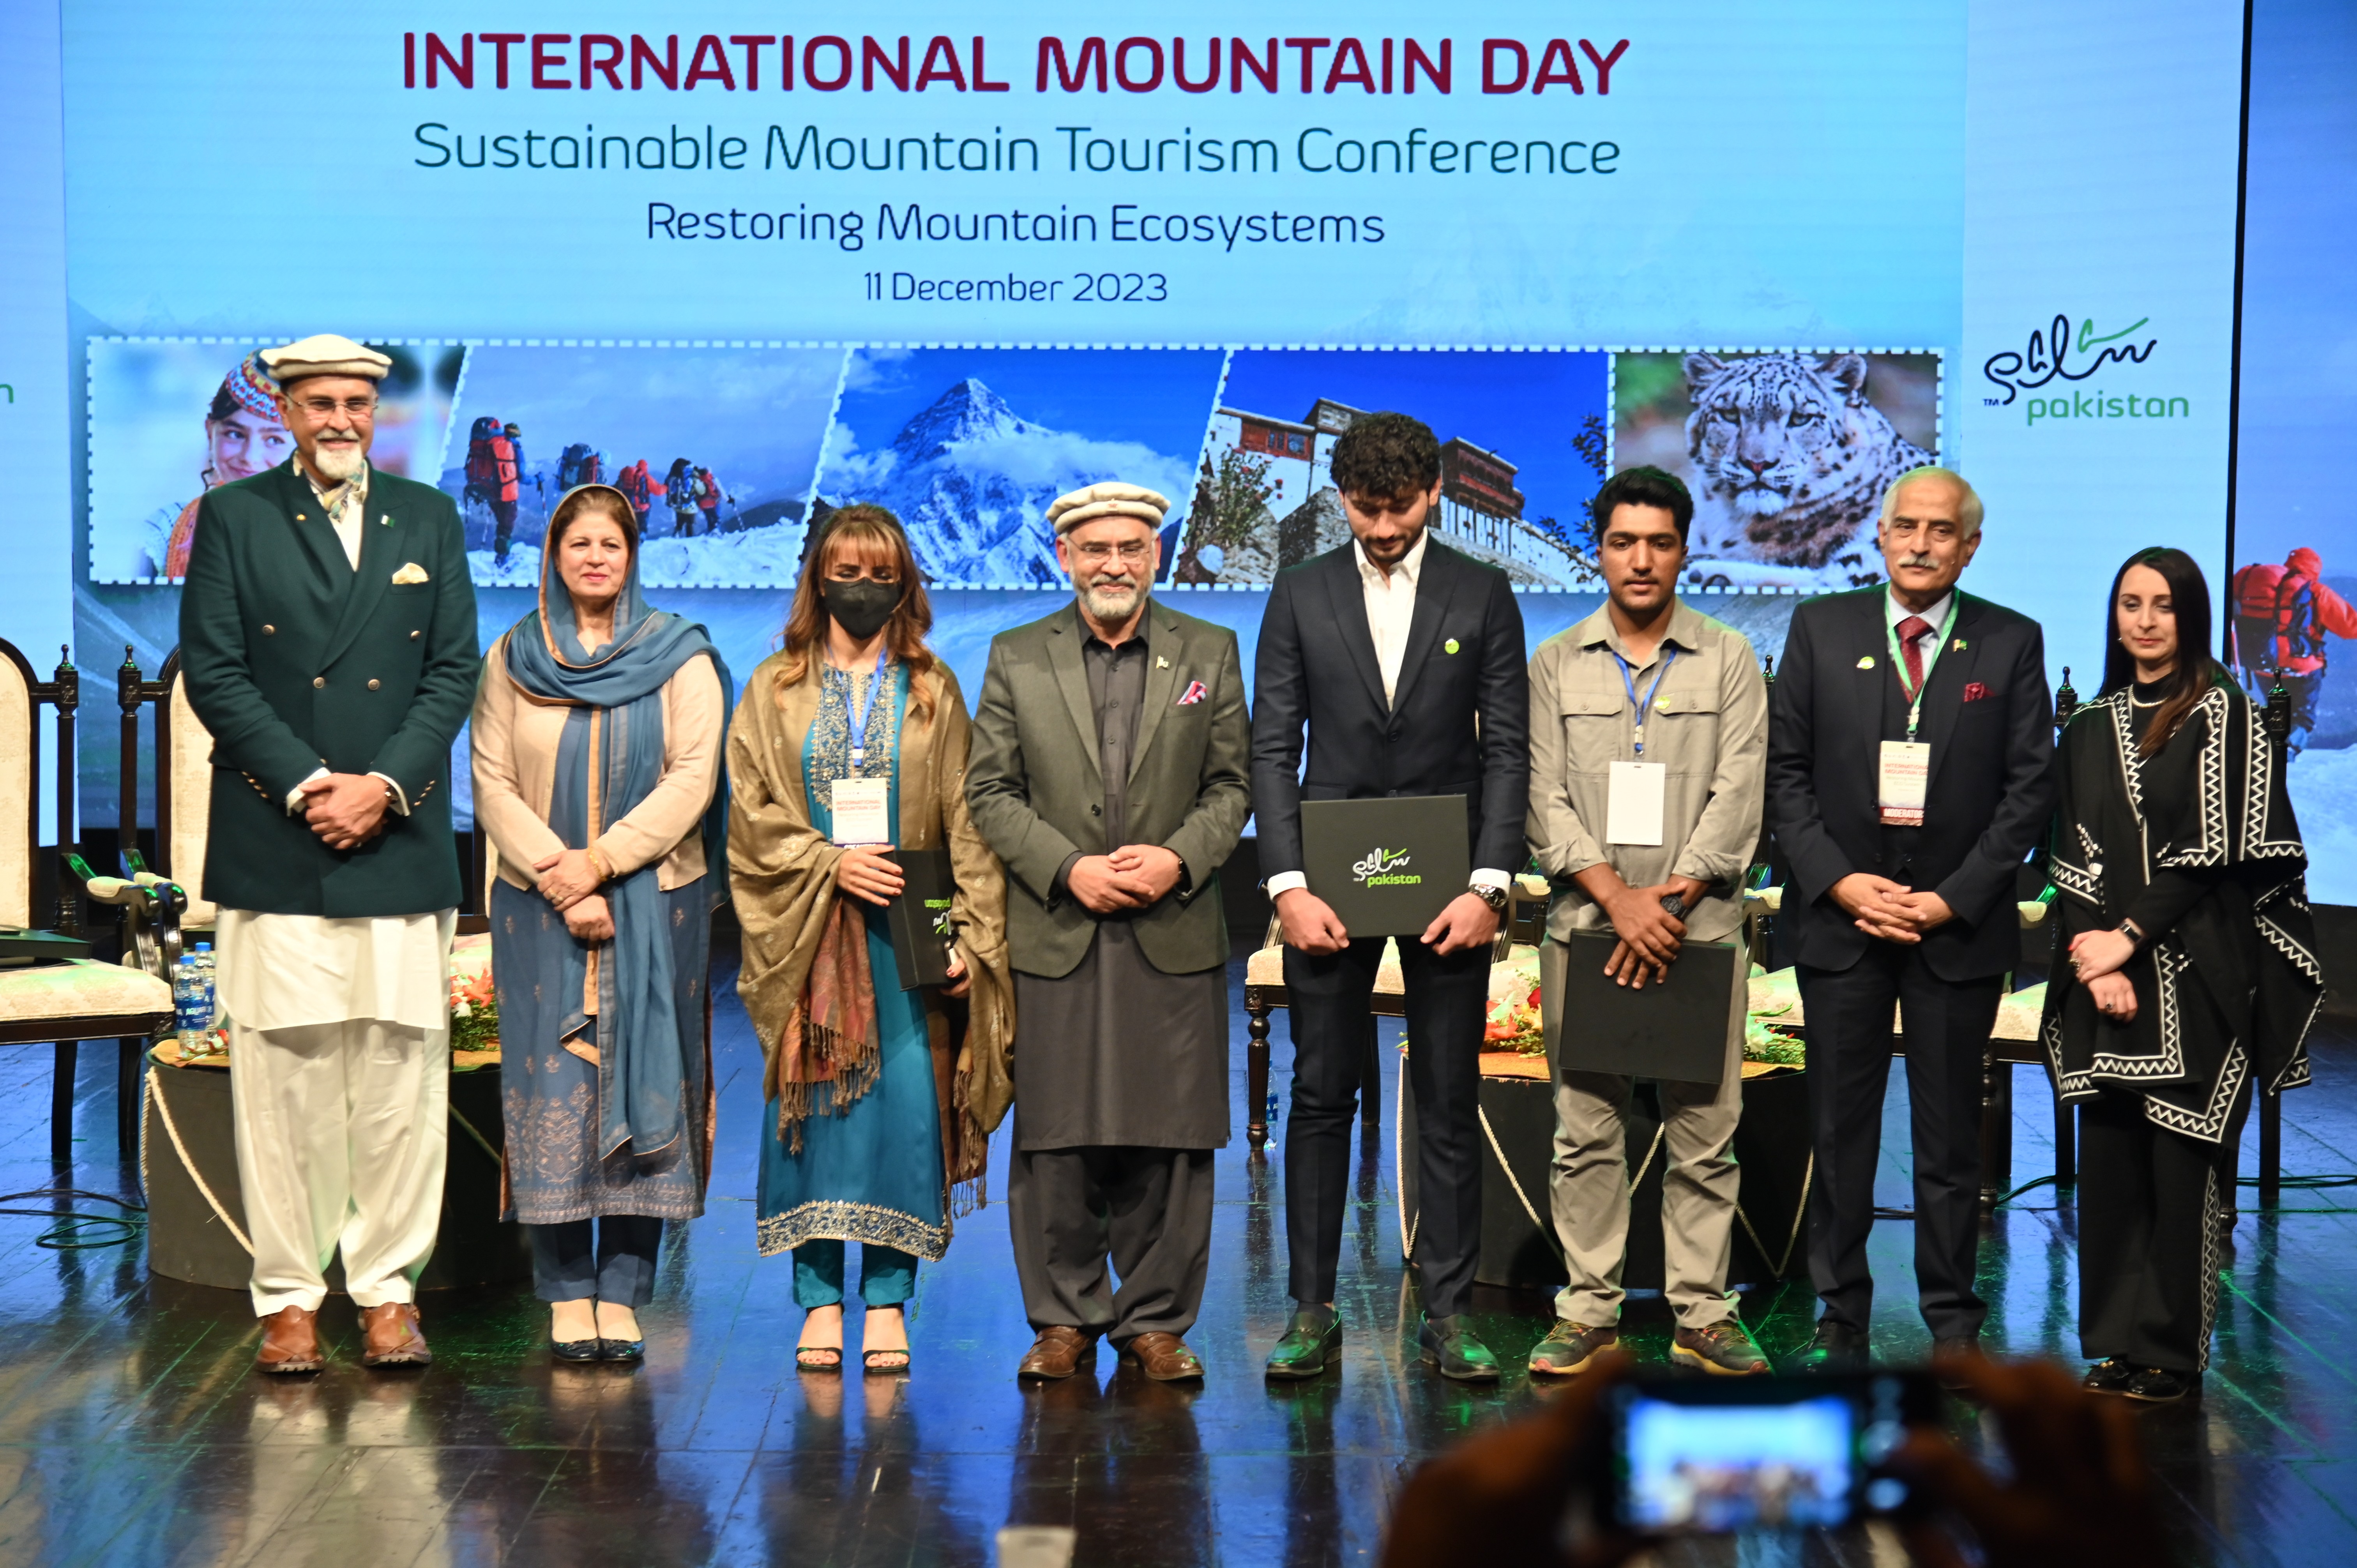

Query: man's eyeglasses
[293,397,378,418]
[1071,541,1152,563]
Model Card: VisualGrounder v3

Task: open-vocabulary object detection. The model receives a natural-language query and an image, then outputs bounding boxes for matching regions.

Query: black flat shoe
[1265,1307,1341,1381]
[1417,1315,1501,1383]
[551,1338,602,1363]
[2082,1357,2137,1395]
[599,1338,645,1363]
[1793,1322,1868,1373]
[2123,1367,2196,1404]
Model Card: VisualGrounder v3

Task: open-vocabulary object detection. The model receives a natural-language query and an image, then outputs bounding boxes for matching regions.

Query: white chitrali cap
[258,334,392,387]
[1046,481,1170,534]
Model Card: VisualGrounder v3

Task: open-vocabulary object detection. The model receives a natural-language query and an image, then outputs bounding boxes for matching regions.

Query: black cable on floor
[2237,1173,2357,1189]
[0,1187,148,1250]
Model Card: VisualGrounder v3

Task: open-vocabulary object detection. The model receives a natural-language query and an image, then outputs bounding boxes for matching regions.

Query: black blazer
[1765,587,2054,981]
[1252,538,1530,881]
[180,460,479,917]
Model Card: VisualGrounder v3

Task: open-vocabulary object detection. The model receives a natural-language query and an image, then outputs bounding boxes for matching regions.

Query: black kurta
[1011,620,1231,1152]
[2044,676,2322,1373]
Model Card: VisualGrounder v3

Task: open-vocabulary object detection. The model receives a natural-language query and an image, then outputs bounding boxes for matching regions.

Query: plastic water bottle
[192,941,217,1027]
[173,956,210,1056]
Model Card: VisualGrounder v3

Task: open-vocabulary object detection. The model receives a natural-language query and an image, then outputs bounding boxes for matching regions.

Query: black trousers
[2078,1085,2248,1374]
[1008,1146,1214,1344]
[1799,946,2002,1338]
[1282,935,1486,1318]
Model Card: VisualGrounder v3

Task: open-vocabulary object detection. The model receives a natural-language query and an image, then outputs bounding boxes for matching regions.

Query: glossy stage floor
[4,945,2356,1568]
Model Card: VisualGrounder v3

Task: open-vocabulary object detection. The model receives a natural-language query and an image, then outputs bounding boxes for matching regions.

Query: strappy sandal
[795,1345,843,1371]
[862,1348,910,1374]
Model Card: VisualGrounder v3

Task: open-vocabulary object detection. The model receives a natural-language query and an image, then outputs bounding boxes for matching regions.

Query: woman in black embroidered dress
[2044,546,2321,1404]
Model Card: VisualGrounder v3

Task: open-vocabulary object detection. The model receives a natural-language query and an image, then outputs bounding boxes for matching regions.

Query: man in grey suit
[968,481,1253,1383]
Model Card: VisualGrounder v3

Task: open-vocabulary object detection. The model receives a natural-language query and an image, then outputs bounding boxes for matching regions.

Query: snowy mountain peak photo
[893,378,1041,461]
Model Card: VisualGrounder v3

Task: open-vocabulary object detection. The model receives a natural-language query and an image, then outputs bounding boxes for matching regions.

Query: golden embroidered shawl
[726,650,1014,1207]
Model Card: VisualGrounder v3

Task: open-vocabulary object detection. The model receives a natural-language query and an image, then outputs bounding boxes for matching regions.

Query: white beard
[307,441,368,483]
[1080,580,1147,624]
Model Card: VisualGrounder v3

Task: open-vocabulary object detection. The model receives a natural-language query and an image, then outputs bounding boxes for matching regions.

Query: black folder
[883,849,957,991]
[1300,795,1470,938]
[1553,930,1737,1085]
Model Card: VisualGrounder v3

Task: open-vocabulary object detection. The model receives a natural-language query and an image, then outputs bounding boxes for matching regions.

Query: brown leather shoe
[359,1302,433,1368]
[256,1305,324,1375]
[1121,1331,1205,1382]
[1017,1325,1095,1380]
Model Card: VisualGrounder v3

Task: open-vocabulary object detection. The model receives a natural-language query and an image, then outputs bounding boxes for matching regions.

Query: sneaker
[2082,1357,2137,1395]
[1527,1321,1618,1377]
[1672,1320,1770,1377]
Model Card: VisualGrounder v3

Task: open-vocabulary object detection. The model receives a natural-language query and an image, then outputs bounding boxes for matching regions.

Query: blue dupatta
[502,485,734,1162]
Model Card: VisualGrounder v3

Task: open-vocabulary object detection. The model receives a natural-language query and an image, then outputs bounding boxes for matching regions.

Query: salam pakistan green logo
[1351,847,1422,887]
[927,899,954,937]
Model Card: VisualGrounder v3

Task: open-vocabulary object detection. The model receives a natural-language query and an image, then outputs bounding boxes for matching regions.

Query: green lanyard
[1885,598,1959,740]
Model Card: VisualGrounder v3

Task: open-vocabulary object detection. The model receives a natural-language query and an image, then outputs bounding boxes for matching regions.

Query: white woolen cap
[1046,481,1170,534]
[259,334,392,386]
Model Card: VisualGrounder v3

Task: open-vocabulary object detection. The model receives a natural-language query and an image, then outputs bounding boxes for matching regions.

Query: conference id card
[1878,742,1930,826]
[1605,761,1667,846]
[830,777,891,846]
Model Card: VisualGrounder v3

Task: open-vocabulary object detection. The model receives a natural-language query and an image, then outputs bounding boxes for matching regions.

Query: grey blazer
[966,600,1252,979]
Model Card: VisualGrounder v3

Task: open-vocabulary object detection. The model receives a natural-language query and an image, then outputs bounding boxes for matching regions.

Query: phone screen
[1606,1372,1928,1536]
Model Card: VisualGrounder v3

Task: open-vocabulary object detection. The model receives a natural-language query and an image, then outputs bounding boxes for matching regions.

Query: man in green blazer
[179,334,479,1376]
[967,481,1251,1383]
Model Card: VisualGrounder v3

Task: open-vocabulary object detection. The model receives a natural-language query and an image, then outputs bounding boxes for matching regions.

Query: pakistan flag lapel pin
[1953,638,1968,651]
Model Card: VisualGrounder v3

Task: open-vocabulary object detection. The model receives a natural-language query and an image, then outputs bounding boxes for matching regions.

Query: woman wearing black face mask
[727,505,1013,1375]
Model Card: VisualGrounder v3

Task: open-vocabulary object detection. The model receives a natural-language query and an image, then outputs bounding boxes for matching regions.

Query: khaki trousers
[230,1018,449,1316]
[1543,940,1747,1330]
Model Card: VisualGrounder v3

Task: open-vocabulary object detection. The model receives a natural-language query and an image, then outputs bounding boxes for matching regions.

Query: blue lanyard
[1615,647,1677,757]
[845,645,890,767]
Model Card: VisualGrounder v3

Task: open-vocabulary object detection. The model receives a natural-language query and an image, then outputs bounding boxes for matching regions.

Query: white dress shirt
[1267,528,1507,902]
[281,456,410,816]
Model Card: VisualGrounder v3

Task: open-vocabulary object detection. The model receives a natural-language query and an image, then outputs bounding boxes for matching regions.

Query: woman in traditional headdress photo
[141,351,292,579]
[726,504,1012,1375]
[472,482,733,1361]
[2044,545,2321,1404]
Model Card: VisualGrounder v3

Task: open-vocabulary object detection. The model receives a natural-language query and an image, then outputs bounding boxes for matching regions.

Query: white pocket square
[391,562,430,585]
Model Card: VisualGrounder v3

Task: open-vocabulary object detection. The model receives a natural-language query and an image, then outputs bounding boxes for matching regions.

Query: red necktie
[1896,616,1930,693]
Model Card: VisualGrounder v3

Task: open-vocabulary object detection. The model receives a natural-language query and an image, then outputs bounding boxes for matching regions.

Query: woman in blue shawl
[472,483,732,1361]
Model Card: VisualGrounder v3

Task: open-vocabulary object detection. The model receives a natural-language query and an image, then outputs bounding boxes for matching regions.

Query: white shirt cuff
[369,772,412,816]
[1471,868,1512,891]
[285,766,330,814]
[1265,871,1308,897]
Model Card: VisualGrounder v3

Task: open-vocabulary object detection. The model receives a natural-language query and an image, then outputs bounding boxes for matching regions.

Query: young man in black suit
[1252,413,1530,1382]
[1765,466,2054,1370]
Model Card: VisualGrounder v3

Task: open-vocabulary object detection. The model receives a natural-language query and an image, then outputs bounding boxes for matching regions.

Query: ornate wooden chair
[0,639,175,1161]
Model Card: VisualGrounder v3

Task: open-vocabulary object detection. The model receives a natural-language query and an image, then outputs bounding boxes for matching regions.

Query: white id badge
[1605,760,1667,846]
[1878,741,1931,826]
[829,777,891,846]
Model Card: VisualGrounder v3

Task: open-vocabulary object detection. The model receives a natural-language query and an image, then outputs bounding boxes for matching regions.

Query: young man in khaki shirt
[1523,466,1771,1377]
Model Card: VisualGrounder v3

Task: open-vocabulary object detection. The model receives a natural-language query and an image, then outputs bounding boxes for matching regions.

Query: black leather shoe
[2123,1367,2197,1404]
[1265,1307,1341,1381]
[1931,1335,1980,1391]
[600,1337,645,1363]
[2082,1357,2137,1395]
[1793,1322,1868,1373]
[551,1338,601,1363]
[1417,1315,1501,1383]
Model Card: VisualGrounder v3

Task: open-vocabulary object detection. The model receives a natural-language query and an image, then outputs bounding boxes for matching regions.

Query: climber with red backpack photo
[463,415,521,565]
[2232,547,2357,757]
[557,442,603,491]
[617,458,653,532]
[693,464,733,534]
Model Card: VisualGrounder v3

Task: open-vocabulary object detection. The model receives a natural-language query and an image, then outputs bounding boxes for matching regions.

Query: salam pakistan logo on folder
[1351,848,1421,887]
[1301,795,1468,938]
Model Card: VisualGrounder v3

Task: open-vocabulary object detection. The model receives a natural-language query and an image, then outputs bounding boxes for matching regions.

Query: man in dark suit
[1252,413,1530,1381]
[180,334,479,1376]
[1765,465,2053,1369]
[967,482,1252,1383]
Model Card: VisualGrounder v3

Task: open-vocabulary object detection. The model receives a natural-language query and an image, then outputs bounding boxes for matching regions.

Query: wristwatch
[1468,881,1509,914]
[1659,892,1689,919]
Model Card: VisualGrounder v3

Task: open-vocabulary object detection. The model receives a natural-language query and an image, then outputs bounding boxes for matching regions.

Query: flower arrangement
[1744,998,1806,1067]
[449,969,500,1054]
[1485,982,1548,1056]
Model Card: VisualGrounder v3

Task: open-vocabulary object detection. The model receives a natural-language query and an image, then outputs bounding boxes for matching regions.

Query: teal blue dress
[754,660,947,1308]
